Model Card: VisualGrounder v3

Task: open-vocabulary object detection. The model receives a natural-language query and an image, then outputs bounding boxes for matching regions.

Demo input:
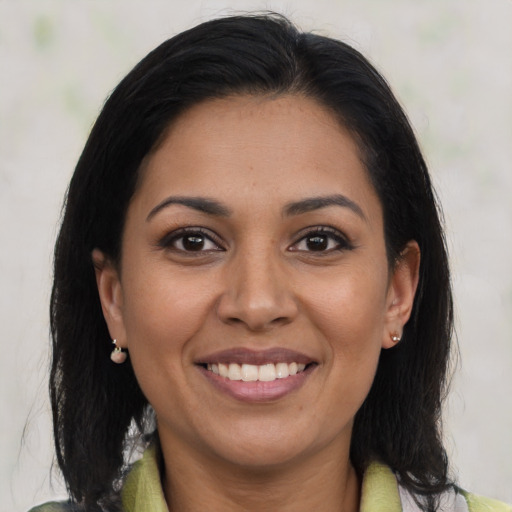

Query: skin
[94,94,420,512]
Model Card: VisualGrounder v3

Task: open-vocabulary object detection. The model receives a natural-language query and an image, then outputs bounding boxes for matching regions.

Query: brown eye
[305,235,329,251]
[159,228,224,253]
[290,228,352,253]
[182,234,207,251]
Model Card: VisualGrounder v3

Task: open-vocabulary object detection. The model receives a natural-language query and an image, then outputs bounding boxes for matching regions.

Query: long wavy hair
[50,13,453,511]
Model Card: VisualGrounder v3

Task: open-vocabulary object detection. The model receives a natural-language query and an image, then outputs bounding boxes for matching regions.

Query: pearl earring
[110,339,127,363]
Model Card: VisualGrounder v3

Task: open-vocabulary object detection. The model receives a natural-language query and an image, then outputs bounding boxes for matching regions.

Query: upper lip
[195,347,316,366]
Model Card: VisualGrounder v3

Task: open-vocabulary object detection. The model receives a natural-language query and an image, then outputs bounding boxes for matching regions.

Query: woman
[32,13,510,512]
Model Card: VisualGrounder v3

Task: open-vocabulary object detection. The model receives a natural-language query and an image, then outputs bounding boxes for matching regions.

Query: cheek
[119,272,214,418]
[302,264,388,400]
[123,262,213,337]
[304,264,389,345]
[120,265,219,385]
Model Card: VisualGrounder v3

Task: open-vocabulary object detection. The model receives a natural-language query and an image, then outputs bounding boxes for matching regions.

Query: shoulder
[28,502,76,512]
[460,489,512,512]
[362,461,511,512]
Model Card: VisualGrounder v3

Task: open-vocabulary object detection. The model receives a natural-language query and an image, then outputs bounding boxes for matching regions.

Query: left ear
[382,240,420,349]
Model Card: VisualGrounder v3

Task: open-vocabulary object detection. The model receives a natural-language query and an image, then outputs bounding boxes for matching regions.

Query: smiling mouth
[196,349,317,401]
[205,362,309,382]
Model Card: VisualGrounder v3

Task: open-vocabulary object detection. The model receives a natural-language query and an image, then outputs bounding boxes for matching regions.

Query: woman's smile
[196,347,318,401]
[96,93,415,471]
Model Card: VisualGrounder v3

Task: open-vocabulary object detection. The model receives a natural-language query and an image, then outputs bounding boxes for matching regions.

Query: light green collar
[122,447,401,512]
[360,461,402,512]
[122,445,168,512]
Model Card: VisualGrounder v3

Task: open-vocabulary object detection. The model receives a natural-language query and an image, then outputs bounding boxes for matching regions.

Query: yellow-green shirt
[30,446,512,512]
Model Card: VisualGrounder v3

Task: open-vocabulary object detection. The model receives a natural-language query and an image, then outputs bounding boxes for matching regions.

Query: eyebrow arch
[146,196,232,221]
[284,194,366,221]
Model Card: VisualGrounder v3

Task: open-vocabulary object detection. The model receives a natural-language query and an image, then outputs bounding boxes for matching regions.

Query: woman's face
[95,94,418,470]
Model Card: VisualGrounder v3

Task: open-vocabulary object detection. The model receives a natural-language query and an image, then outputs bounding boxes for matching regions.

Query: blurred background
[1,1,511,510]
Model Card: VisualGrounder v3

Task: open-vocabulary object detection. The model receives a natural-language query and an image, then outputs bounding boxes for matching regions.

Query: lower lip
[197,365,315,402]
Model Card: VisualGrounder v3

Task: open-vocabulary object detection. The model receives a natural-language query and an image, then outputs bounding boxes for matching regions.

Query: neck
[160,438,360,512]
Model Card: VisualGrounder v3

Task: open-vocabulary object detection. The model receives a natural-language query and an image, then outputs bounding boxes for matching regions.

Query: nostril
[272,316,291,325]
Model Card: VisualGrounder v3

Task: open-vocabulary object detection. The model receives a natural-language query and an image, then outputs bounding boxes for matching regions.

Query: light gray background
[1,1,511,511]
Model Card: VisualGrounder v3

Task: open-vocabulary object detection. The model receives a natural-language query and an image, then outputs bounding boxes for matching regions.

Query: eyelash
[157,226,352,254]
[158,227,225,253]
[290,227,353,254]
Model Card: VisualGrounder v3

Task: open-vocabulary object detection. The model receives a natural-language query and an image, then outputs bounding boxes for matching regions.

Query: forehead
[134,94,381,223]
[159,94,355,162]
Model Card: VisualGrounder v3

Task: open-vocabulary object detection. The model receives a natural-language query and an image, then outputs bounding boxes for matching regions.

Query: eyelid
[158,227,226,251]
[289,226,353,252]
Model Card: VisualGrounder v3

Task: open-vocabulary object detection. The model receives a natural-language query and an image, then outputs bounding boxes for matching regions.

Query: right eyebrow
[283,194,367,222]
[146,196,232,222]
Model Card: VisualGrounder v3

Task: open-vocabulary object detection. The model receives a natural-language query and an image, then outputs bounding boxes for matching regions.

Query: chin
[213,442,310,471]
[200,418,349,472]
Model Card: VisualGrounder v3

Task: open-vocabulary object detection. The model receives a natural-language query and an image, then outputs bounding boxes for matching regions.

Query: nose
[216,247,299,332]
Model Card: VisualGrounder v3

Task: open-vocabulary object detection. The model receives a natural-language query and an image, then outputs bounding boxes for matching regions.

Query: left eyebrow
[146,196,232,222]
[283,194,367,221]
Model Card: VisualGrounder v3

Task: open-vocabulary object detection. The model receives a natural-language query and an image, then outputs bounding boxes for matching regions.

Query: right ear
[92,249,127,349]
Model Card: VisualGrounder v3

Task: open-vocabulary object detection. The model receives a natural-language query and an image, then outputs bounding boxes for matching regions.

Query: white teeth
[275,362,289,379]
[241,364,259,381]
[206,362,308,381]
[228,363,242,380]
[218,363,229,378]
[258,363,277,382]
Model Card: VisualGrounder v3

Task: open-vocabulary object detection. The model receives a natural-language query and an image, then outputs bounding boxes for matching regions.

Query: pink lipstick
[195,348,317,402]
